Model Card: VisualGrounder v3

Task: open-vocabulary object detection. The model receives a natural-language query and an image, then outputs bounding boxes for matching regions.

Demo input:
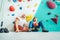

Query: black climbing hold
[55,14,58,17]
[47,12,51,15]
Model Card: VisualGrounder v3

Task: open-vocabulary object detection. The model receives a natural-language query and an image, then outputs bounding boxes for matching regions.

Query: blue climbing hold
[12,14,15,16]
[19,7,22,10]
[13,0,17,3]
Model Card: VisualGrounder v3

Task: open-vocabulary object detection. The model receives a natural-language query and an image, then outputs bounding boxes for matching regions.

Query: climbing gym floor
[0,32,60,40]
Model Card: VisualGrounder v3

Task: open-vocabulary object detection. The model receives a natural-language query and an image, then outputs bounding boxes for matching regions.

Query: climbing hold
[26,14,33,22]
[9,6,15,11]
[33,10,35,12]
[23,0,25,2]
[19,7,22,10]
[12,14,15,16]
[17,4,20,6]
[27,5,30,8]
[27,0,30,2]
[55,14,58,17]
[18,0,22,2]
[34,3,37,7]
[47,1,56,9]
[13,0,17,3]
[51,17,58,24]
[47,12,51,15]
[46,20,48,22]
[34,3,38,7]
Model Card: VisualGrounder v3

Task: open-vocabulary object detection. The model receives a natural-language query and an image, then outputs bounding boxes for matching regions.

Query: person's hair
[33,17,36,21]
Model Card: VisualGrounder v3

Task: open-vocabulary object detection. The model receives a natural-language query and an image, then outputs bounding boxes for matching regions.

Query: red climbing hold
[18,0,22,2]
[51,17,58,24]
[27,0,30,2]
[9,6,15,11]
[47,1,56,9]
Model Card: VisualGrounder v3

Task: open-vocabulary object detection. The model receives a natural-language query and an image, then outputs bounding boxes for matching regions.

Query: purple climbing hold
[47,1,56,9]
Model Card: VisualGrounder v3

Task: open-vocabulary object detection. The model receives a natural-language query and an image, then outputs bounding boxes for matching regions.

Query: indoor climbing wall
[35,0,60,32]
[0,0,41,31]
[0,0,60,32]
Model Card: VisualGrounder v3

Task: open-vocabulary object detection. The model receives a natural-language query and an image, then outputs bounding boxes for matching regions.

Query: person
[14,14,29,32]
[29,17,49,32]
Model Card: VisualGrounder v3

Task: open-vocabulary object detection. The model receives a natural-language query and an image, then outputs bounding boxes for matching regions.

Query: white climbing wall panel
[1,0,41,31]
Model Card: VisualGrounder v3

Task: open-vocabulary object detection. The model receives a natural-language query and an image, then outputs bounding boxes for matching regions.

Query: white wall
[0,0,3,27]
[0,0,41,31]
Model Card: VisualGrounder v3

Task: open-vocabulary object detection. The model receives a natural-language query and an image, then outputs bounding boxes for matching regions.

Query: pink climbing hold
[51,17,58,24]
[47,1,56,9]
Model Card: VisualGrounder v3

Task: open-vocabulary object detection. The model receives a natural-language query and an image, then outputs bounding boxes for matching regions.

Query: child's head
[33,17,37,22]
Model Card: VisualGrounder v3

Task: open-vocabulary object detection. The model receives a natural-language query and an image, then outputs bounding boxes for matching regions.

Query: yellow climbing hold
[17,4,20,6]
[23,0,25,2]
[27,5,31,8]
[26,14,33,22]
[34,3,38,7]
